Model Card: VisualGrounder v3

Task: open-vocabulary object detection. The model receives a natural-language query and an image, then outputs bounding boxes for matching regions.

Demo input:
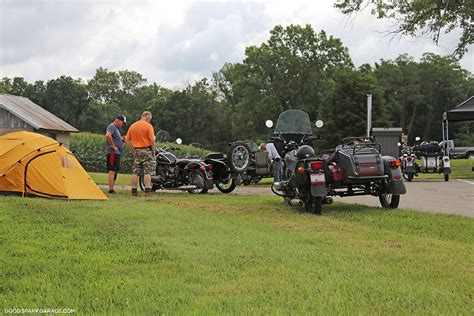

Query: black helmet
[296,145,315,160]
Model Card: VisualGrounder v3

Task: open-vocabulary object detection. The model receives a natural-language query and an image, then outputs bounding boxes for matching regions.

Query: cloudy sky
[1,0,472,88]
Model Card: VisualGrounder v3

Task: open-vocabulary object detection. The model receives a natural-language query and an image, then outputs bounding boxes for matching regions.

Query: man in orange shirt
[125,111,156,196]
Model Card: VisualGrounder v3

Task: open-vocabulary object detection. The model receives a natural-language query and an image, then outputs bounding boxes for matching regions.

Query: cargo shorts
[132,148,156,175]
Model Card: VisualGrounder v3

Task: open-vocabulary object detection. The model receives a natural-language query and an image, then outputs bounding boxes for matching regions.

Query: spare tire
[227,141,251,172]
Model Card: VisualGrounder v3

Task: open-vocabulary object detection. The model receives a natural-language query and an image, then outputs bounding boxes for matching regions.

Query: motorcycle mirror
[315,120,324,128]
[415,137,421,141]
[175,138,183,145]
[265,120,273,128]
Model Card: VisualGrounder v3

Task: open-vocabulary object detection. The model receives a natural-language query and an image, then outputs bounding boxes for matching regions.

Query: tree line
[1,25,473,150]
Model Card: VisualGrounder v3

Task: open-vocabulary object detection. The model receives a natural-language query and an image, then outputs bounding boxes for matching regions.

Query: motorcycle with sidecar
[139,139,213,193]
[412,139,451,181]
[204,141,272,193]
[269,110,407,214]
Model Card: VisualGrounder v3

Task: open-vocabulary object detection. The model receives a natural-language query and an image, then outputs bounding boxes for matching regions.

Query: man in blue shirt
[105,115,126,194]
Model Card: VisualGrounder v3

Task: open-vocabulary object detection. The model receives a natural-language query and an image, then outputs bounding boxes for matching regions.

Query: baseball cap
[117,115,127,124]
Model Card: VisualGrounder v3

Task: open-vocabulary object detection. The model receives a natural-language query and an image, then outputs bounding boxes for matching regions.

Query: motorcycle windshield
[274,110,312,135]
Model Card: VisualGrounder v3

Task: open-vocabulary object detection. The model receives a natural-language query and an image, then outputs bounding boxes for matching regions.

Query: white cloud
[0,0,472,88]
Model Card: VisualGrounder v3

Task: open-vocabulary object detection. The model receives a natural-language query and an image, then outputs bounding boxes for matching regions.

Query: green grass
[416,159,473,180]
[1,193,473,314]
[89,172,132,186]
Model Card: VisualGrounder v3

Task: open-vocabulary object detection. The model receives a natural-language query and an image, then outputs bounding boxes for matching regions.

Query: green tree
[44,76,90,128]
[214,24,353,141]
[335,0,474,57]
[318,66,388,149]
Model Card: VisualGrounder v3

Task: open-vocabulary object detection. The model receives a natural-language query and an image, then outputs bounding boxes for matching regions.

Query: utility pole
[367,94,372,137]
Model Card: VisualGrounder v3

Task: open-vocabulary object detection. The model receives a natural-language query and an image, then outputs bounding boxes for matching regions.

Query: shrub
[70,133,211,173]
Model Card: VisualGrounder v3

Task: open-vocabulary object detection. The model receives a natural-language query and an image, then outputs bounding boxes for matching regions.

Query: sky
[1,0,473,88]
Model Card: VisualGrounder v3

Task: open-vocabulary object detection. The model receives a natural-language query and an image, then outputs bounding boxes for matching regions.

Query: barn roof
[0,94,78,132]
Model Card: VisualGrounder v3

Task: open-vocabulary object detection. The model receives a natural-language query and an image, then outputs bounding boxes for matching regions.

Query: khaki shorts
[132,148,156,175]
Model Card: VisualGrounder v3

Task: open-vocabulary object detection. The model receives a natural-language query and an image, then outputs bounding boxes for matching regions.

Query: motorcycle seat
[175,159,191,166]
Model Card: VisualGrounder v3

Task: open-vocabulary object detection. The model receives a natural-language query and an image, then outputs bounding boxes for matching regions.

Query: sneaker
[131,188,138,196]
[108,190,116,194]
[273,181,282,190]
[145,188,152,197]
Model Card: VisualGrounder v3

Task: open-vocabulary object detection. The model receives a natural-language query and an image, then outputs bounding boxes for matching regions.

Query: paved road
[231,179,474,217]
[104,179,474,217]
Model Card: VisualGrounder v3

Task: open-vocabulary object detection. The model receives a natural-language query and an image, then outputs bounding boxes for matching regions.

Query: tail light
[444,157,450,162]
[390,160,401,168]
[407,157,412,161]
[297,167,305,173]
[207,164,213,170]
[310,161,323,170]
[199,165,205,171]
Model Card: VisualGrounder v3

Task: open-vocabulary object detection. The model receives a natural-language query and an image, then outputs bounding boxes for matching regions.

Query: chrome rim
[232,145,249,171]
[217,178,233,190]
[383,193,392,204]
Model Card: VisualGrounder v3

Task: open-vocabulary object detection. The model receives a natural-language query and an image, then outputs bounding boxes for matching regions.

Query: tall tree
[214,24,353,141]
[335,0,474,57]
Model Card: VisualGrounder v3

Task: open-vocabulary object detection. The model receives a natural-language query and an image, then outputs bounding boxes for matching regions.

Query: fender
[311,183,327,197]
[382,156,407,195]
[404,165,416,173]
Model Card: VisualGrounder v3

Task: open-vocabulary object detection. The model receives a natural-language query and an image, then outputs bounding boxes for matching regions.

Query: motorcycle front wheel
[139,175,158,192]
[187,170,208,194]
[379,193,400,209]
[215,178,237,193]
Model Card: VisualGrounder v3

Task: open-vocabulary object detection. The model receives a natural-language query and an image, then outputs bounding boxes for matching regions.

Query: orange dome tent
[0,131,107,200]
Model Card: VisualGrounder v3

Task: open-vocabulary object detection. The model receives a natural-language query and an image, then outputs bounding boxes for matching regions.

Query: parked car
[439,140,474,159]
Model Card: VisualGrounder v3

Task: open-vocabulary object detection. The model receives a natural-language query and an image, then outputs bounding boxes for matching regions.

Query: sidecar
[322,137,406,209]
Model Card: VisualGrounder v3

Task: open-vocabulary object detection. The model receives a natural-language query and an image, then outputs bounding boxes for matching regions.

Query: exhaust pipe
[323,196,333,205]
[167,185,198,190]
[289,199,303,206]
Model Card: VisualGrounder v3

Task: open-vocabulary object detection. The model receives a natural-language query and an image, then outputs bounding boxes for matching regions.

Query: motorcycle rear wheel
[215,178,237,193]
[379,193,400,209]
[187,170,208,194]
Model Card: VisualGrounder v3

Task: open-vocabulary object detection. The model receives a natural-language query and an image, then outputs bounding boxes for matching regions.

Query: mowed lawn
[417,159,473,180]
[1,193,473,314]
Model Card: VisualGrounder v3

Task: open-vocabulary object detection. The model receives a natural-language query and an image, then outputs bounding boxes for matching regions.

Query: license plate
[406,161,413,167]
[310,173,325,184]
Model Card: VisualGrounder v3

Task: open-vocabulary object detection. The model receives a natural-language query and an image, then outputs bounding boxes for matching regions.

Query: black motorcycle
[269,110,328,214]
[139,145,213,193]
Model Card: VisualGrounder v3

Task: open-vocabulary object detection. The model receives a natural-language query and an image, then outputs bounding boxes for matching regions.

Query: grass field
[1,192,473,314]
[89,172,132,186]
[416,159,473,180]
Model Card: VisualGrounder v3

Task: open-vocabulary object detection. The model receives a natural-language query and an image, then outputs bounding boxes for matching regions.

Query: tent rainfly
[0,131,107,200]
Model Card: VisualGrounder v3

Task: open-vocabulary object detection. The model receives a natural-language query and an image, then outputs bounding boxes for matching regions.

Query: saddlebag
[337,148,384,180]
[255,151,270,175]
